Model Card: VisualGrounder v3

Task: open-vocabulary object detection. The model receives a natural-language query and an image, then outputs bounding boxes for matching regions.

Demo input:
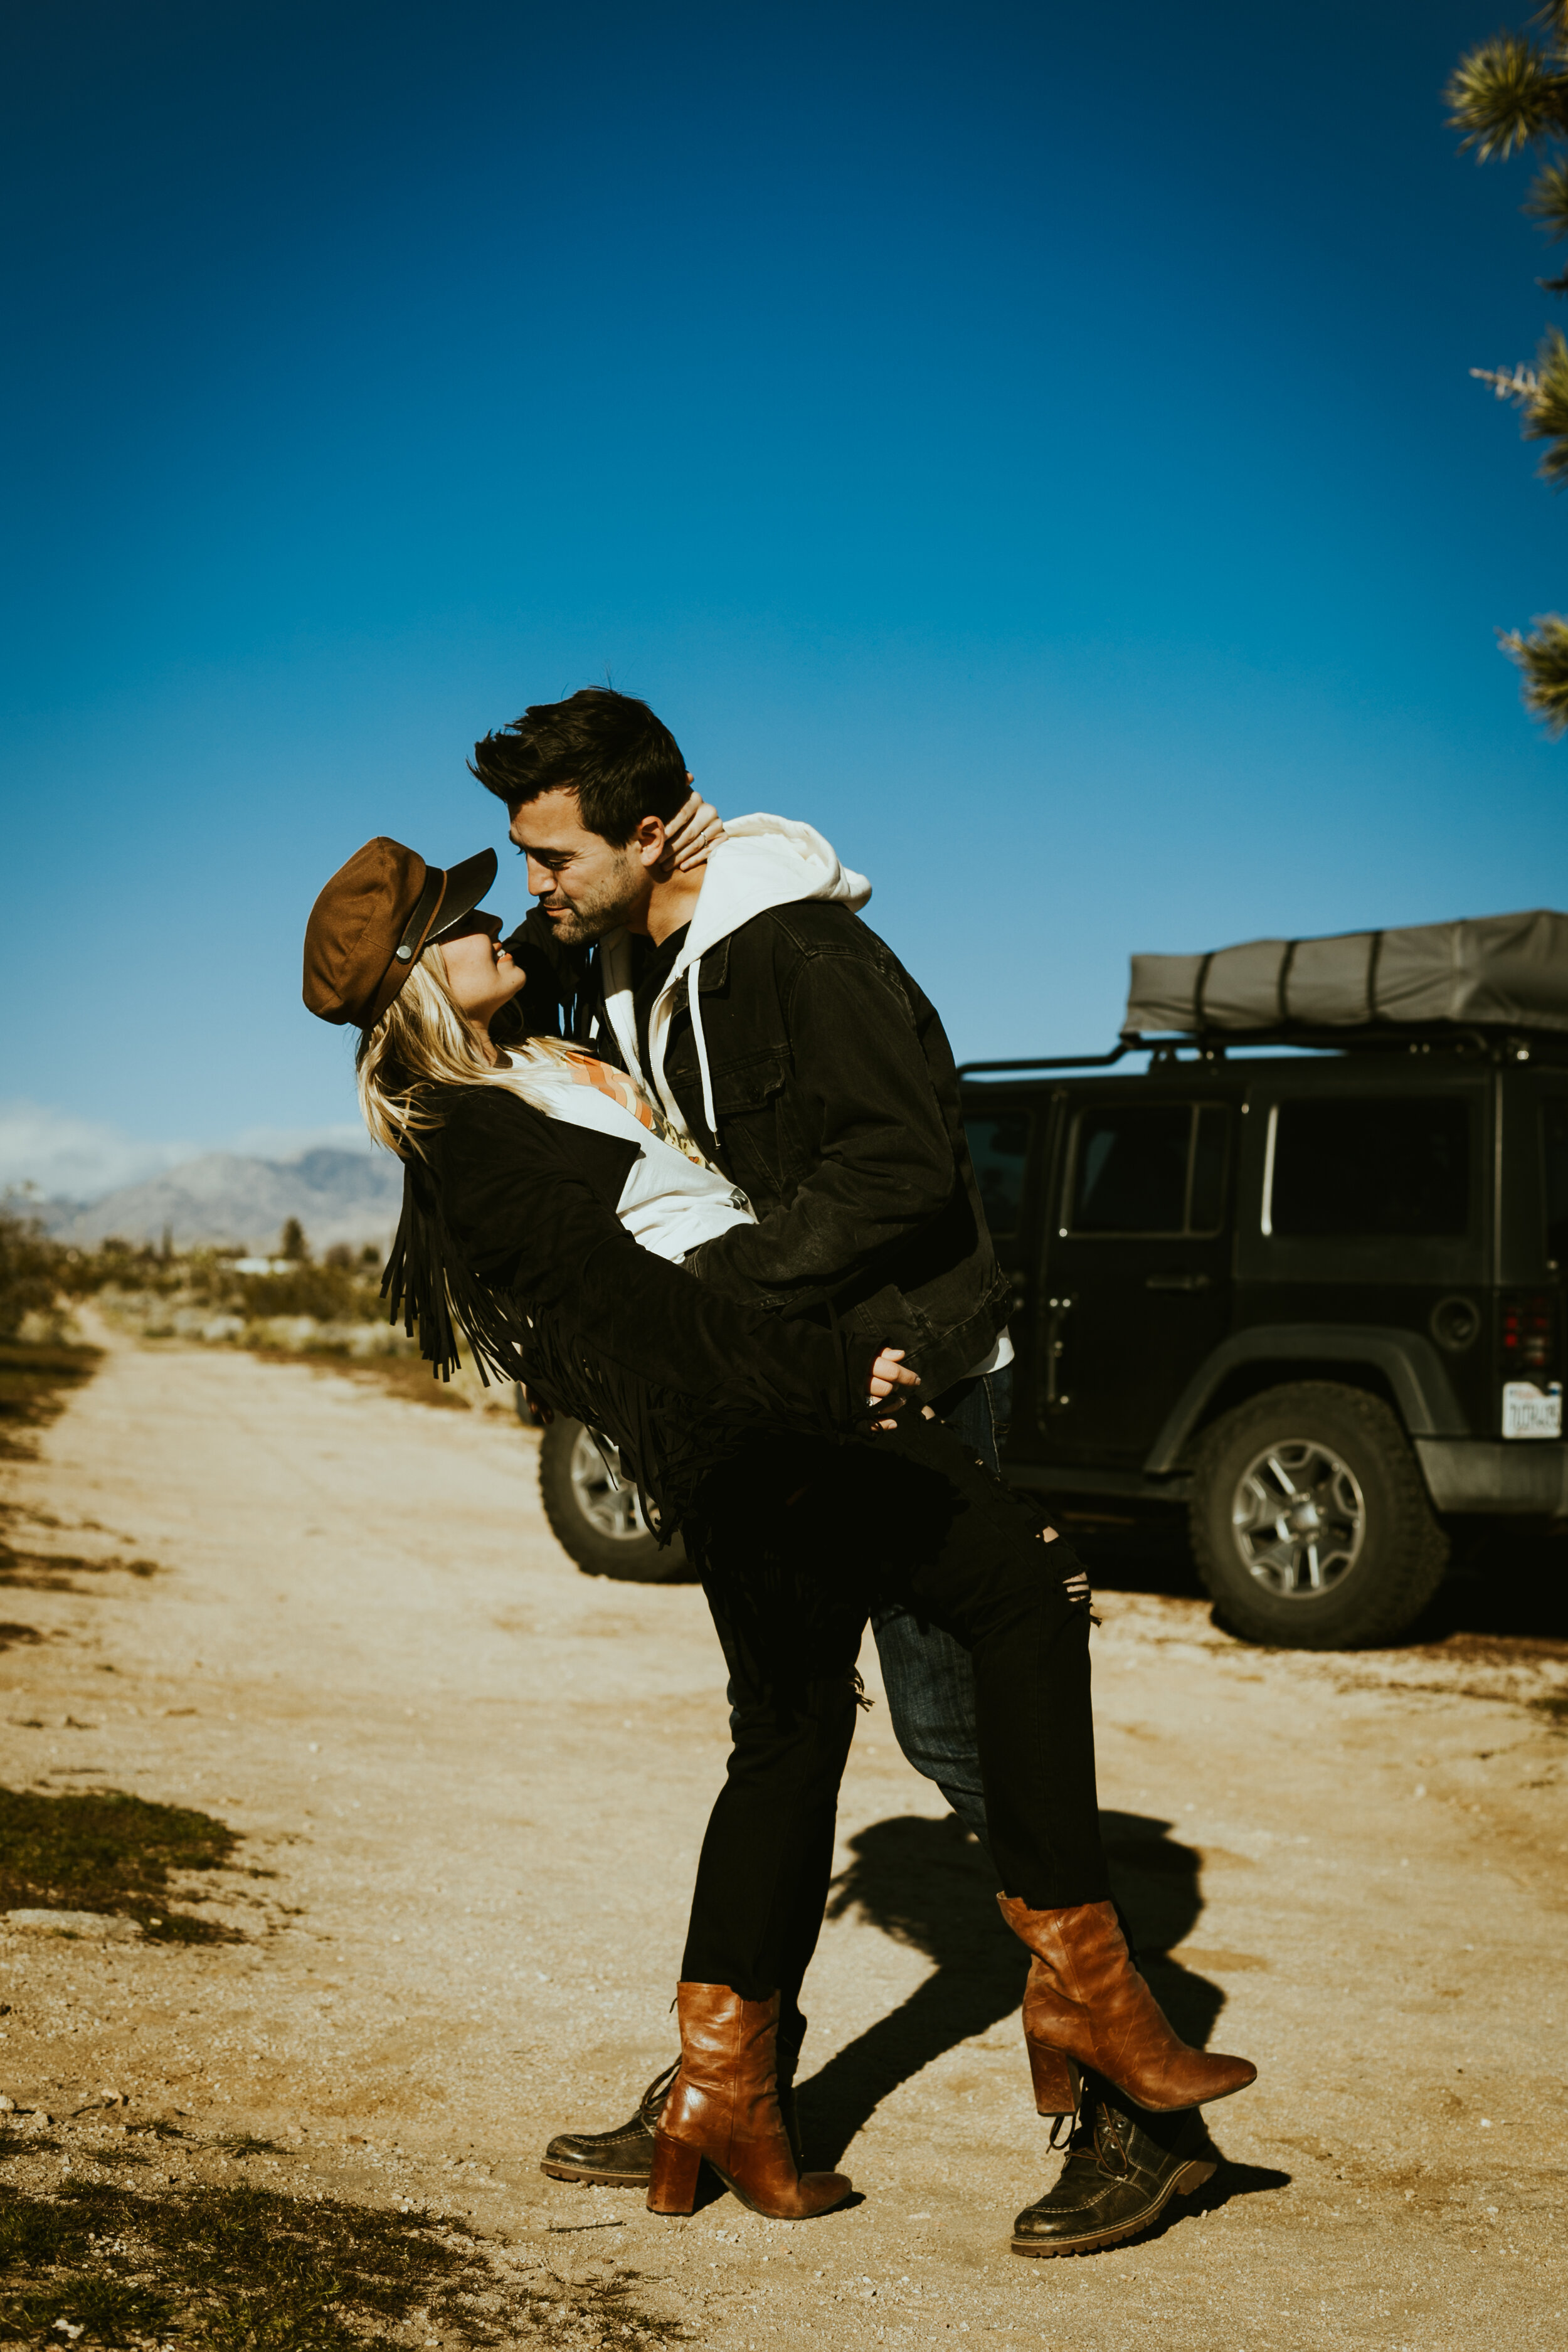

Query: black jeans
[679,1407,1109,2003]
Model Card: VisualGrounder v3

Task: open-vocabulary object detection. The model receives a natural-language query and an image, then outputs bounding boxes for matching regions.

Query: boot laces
[1094,2106,1132,2181]
[637,2058,681,2125]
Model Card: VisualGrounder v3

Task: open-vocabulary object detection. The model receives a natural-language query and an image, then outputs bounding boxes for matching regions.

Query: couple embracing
[302,687,1255,2259]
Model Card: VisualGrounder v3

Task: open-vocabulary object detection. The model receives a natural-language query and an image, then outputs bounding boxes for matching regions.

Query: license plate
[1502,1381,1564,1440]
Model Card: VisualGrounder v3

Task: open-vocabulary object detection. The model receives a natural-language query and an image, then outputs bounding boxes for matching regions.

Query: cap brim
[430,846,499,940]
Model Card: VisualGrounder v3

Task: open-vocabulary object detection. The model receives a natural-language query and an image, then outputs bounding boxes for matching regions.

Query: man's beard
[540,861,640,945]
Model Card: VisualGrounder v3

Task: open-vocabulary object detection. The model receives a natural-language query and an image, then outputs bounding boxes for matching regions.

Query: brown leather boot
[998,1896,1257,2117]
[647,1984,851,2220]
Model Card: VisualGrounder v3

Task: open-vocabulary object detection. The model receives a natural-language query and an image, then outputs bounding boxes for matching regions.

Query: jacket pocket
[840,1279,936,1346]
[709,1046,790,1117]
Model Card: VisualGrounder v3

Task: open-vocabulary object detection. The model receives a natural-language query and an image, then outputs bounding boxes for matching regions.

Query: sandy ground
[1,1325,1565,2350]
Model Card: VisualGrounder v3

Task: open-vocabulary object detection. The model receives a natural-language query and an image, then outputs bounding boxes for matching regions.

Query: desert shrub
[235,1260,382,1322]
[322,1241,378,1270]
[56,1237,178,1299]
[0,1207,59,1340]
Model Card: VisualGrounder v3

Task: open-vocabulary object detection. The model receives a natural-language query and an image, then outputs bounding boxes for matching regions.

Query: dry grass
[0,2136,687,2349]
[0,1786,253,1944]
[0,1343,102,1463]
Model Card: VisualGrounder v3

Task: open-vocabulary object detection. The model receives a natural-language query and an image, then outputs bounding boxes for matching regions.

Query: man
[474,688,1215,2253]
[481,691,1008,1826]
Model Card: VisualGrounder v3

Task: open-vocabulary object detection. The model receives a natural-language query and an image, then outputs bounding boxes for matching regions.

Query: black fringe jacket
[381,1084,889,1536]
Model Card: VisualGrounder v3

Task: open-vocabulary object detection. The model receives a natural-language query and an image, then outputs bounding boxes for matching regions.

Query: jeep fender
[1143,1325,1468,1475]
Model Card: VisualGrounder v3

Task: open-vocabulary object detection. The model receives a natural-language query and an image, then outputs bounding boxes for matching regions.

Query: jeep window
[1264,1096,1470,1238]
[1544,1096,1568,1268]
[965,1111,1031,1237]
[1067,1104,1229,1236]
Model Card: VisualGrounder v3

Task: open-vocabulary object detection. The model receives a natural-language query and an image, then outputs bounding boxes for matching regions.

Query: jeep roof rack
[959,1038,1147,1081]
[958,1022,1568,1082]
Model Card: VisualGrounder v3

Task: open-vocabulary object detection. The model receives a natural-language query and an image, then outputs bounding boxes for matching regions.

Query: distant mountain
[40,1147,403,1252]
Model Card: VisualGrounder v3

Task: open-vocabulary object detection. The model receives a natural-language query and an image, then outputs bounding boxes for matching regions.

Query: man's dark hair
[470,688,688,843]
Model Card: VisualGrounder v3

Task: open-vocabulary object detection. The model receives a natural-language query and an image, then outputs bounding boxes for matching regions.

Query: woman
[302,829,1256,2229]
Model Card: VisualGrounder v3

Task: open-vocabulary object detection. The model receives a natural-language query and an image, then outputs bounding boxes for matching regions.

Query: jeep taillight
[1500,1291,1556,1377]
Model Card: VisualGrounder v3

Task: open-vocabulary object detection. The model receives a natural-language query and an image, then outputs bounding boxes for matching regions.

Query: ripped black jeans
[679,1411,1108,2003]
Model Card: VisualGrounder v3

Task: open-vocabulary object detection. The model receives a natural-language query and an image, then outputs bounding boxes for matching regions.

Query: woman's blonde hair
[355,946,580,1156]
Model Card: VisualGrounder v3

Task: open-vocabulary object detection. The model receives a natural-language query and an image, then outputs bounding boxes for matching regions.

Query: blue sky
[6,0,1568,1196]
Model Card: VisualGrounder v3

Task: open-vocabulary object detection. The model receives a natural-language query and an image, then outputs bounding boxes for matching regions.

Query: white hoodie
[593,813,872,1147]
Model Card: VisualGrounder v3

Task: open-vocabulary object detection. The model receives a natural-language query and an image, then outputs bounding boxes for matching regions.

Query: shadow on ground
[798,1808,1230,2168]
[1056,1501,1568,1648]
[1099,1810,1227,2053]
[797,1813,1024,2168]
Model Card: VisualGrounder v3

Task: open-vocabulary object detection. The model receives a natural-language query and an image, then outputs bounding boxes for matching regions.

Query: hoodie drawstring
[688,954,719,1145]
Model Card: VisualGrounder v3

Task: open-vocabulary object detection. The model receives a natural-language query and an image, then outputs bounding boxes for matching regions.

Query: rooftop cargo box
[1125,909,1568,1037]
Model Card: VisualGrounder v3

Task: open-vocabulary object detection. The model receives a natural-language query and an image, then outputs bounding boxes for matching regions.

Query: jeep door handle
[1043,1295,1072,1407]
[1145,1272,1210,1291]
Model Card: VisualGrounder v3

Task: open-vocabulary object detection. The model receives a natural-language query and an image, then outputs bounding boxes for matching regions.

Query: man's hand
[661,777,726,873]
[867,1345,919,1429]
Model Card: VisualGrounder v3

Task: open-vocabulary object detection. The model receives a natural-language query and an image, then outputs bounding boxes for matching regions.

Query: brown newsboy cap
[303,837,499,1029]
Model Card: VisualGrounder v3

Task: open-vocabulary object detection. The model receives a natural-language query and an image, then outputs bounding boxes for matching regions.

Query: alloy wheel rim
[568,1427,645,1542]
[1229,1438,1365,1599]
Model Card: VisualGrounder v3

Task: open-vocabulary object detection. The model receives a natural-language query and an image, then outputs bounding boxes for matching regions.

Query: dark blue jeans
[870,1370,1008,1854]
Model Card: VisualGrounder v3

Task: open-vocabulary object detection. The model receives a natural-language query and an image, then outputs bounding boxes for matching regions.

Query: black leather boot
[1010,2080,1216,2257]
[541,2060,679,2186]
[540,2018,806,2187]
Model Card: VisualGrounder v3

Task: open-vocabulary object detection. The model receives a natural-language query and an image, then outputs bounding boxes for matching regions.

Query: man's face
[509,787,650,945]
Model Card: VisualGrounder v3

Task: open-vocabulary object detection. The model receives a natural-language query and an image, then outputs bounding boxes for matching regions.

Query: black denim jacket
[504,899,1009,1401]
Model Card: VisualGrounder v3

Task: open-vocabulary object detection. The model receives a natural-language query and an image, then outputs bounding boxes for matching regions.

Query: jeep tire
[1189,1381,1448,1649]
[538,1417,689,1584]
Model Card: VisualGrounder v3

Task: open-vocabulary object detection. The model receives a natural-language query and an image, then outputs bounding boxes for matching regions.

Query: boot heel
[1025,2043,1080,2117]
[646,2135,702,2215]
[1173,2159,1216,2198]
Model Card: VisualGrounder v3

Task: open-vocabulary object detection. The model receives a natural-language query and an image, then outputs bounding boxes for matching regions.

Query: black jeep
[963,1003,1568,1649]
[532,909,1568,1645]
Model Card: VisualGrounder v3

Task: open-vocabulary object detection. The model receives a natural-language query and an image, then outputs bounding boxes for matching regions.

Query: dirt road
[2,1330,1565,2348]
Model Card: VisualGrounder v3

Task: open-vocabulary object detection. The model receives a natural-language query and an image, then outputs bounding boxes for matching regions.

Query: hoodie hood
[676,812,871,963]
[598,812,871,1144]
